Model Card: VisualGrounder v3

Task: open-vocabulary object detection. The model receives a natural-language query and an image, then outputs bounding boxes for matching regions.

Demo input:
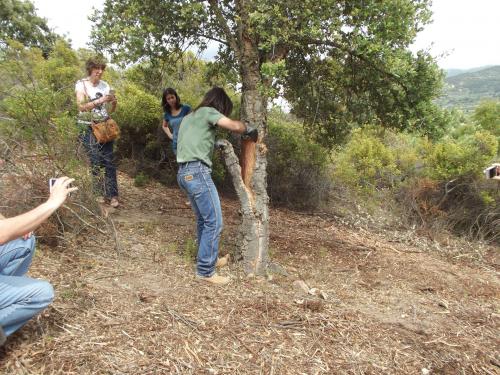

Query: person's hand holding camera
[106,90,117,104]
[47,177,78,209]
[97,95,111,105]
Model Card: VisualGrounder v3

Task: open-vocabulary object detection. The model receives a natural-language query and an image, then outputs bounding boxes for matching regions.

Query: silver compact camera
[483,163,500,179]
[49,178,57,192]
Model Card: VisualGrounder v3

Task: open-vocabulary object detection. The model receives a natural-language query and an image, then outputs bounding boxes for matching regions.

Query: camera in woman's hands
[107,89,116,102]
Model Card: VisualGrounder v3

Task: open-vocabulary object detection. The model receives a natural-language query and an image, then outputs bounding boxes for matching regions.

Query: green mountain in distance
[437,65,500,111]
[445,66,494,78]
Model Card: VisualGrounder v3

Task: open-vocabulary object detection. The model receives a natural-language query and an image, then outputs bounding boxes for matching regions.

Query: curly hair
[85,57,107,75]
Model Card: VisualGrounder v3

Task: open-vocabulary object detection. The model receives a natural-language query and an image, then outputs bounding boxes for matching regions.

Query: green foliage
[91,0,441,145]
[0,0,60,57]
[112,82,161,159]
[0,41,105,235]
[125,53,209,102]
[114,83,160,130]
[334,128,399,191]
[182,237,197,262]
[473,100,500,147]
[287,49,447,147]
[0,41,80,147]
[134,172,149,187]
[479,191,495,207]
[37,40,80,91]
[266,109,331,208]
[425,131,498,181]
[332,126,436,197]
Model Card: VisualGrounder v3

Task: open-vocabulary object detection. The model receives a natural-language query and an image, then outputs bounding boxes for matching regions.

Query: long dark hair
[195,87,233,117]
[161,88,181,113]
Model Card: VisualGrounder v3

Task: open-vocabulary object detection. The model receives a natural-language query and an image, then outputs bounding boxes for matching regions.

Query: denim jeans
[177,161,223,277]
[79,127,119,198]
[0,236,54,336]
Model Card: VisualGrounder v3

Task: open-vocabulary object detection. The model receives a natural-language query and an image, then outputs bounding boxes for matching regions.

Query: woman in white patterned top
[75,57,119,208]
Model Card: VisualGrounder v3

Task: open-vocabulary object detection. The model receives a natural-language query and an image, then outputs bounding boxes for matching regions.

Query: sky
[31,0,500,70]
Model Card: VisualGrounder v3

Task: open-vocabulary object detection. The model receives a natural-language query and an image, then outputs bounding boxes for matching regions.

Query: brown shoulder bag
[91,118,120,144]
[81,80,120,143]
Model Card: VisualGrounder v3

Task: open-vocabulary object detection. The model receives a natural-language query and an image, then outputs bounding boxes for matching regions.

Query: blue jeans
[177,161,223,277]
[79,127,119,199]
[0,237,54,336]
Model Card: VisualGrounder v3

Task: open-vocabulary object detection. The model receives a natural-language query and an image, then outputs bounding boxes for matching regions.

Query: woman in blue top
[161,88,191,155]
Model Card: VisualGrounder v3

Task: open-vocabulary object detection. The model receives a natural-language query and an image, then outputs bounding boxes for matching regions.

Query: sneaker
[216,254,230,268]
[196,273,230,285]
[109,197,120,208]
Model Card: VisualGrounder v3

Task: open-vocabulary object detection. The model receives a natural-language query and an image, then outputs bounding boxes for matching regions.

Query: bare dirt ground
[1,172,498,374]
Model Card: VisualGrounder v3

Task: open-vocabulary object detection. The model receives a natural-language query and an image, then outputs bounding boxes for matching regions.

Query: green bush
[474,100,500,137]
[424,130,498,181]
[134,172,149,187]
[334,127,400,191]
[0,42,105,238]
[266,110,331,209]
[112,82,162,161]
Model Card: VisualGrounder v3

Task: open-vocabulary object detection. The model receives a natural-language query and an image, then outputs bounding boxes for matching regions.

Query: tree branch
[192,32,228,47]
[304,38,410,95]
[207,0,241,62]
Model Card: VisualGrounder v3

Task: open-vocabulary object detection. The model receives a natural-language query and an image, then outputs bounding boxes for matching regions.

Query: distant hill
[437,66,500,111]
[445,66,494,78]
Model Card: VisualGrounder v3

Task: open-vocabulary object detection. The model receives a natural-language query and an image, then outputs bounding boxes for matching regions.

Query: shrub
[424,130,498,181]
[134,172,149,187]
[473,100,500,137]
[0,42,107,243]
[266,110,331,209]
[397,128,499,242]
[334,127,400,192]
[111,82,162,162]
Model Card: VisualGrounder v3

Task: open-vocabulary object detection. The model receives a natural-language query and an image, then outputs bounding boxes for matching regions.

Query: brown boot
[216,254,230,268]
[196,273,230,285]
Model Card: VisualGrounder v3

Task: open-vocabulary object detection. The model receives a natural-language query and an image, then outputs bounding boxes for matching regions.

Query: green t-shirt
[176,107,224,167]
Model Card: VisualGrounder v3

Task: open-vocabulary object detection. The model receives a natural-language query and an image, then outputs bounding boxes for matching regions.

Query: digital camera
[49,178,72,196]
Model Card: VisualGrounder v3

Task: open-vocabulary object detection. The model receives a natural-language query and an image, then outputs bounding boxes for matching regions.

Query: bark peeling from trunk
[217,139,269,275]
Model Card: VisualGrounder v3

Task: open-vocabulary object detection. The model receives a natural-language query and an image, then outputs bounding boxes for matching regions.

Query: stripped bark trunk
[217,137,269,275]
[213,0,270,275]
[237,24,270,275]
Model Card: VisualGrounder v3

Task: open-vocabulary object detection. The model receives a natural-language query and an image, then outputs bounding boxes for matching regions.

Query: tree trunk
[220,50,268,275]
[237,83,269,275]
[215,0,270,275]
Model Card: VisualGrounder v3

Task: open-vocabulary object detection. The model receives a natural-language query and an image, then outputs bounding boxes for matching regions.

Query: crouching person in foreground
[176,87,257,285]
[0,177,77,344]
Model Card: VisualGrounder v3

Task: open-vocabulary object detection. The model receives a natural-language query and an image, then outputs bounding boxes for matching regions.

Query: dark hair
[85,57,107,75]
[195,87,233,117]
[161,88,181,113]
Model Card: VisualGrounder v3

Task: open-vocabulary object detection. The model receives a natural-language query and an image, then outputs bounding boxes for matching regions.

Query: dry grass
[0,172,498,374]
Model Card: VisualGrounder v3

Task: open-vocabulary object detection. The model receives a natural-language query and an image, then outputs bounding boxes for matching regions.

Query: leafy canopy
[91,0,445,145]
[0,0,59,56]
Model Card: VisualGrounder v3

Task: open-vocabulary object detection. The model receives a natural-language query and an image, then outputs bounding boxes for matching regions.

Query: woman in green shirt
[176,87,256,285]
